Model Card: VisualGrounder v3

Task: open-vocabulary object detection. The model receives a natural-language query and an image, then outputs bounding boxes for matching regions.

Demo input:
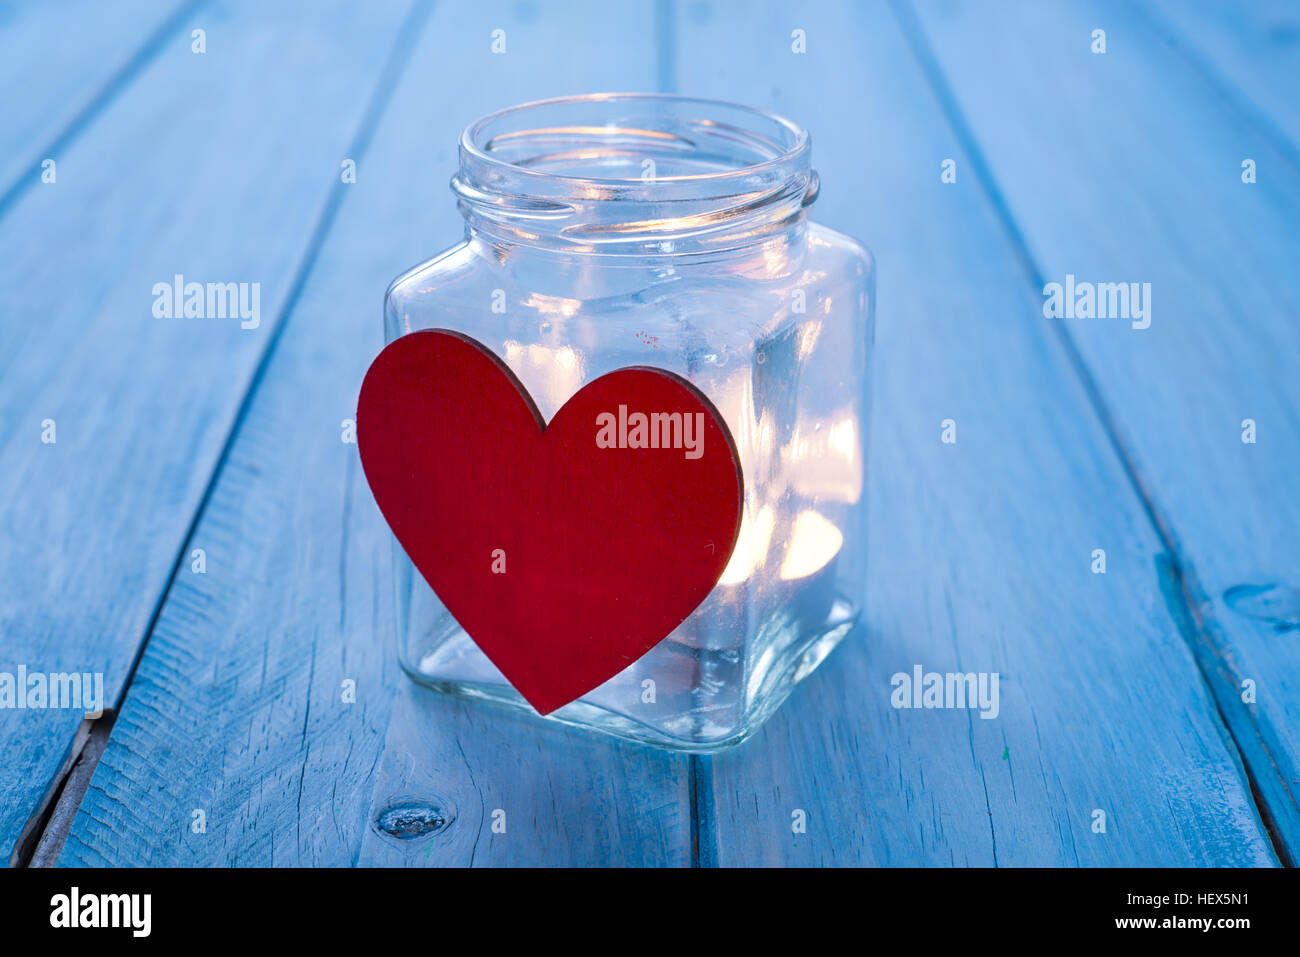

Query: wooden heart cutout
[357,330,743,715]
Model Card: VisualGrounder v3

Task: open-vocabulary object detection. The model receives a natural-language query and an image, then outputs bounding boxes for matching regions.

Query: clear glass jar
[385,94,873,750]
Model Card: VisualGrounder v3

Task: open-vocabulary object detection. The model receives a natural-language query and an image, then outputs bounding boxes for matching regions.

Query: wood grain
[0,0,414,861]
[907,0,1300,861]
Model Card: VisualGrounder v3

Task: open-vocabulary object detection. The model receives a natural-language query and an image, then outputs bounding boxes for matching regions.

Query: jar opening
[452,93,818,255]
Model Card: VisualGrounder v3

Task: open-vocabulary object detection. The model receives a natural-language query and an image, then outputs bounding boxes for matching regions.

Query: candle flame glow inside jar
[387,94,874,750]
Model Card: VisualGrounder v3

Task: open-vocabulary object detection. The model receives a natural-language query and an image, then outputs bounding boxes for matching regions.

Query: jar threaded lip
[452,93,817,254]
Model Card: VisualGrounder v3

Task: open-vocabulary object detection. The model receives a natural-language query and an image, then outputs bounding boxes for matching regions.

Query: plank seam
[24,713,118,868]
[887,0,1294,866]
[8,719,93,867]
[656,0,711,869]
[0,0,209,226]
[688,754,716,867]
[25,0,438,865]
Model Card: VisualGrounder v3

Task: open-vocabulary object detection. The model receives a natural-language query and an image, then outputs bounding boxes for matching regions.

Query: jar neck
[451,94,818,261]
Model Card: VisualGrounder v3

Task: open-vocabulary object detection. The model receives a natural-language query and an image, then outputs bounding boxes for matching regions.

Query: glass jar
[385,94,873,750]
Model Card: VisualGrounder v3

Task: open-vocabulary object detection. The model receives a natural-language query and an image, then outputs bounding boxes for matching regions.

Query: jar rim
[458,92,811,193]
[452,93,817,255]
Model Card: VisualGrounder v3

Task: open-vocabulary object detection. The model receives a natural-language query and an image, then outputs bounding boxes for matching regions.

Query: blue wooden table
[2,0,1297,867]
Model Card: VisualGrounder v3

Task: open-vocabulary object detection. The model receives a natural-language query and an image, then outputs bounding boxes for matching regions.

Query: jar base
[398,594,860,752]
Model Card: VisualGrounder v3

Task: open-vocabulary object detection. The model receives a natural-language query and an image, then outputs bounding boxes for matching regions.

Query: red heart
[357,330,743,715]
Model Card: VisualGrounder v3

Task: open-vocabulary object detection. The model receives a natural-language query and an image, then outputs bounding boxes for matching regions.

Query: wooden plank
[0,1,414,863]
[60,0,690,868]
[0,0,197,204]
[1144,0,1300,159]
[673,0,1277,864]
[906,0,1300,861]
